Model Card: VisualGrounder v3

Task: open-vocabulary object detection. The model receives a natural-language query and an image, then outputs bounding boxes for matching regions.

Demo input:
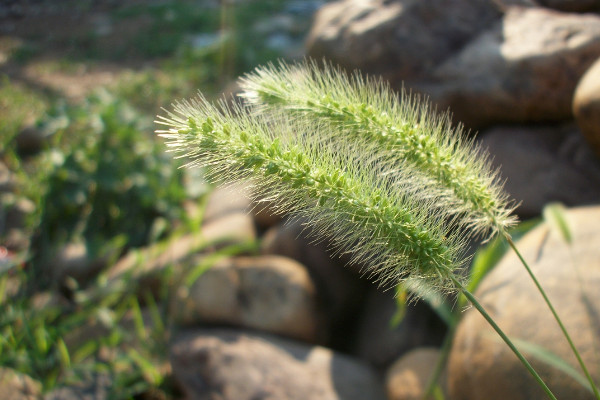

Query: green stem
[450,275,557,400]
[506,236,600,400]
[422,320,457,400]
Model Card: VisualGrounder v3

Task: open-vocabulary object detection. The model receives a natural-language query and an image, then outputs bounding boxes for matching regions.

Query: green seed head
[156,96,469,293]
[239,60,517,239]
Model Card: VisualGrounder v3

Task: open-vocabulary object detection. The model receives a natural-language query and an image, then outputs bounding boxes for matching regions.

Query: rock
[0,368,41,400]
[352,287,446,369]
[261,218,368,348]
[428,7,600,128]
[306,0,501,81]
[2,196,35,232]
[0,161,15,193]
[200,211,256,247]
[448,205,600,400]
[170,328,387,400]
[51,242,108,288]
[107,212,256,296]
[385,348,446,400]
[170,255,322,342]
[202,182,251,224]
[15,125,47,155]
[250,197,284,229]
[537,0,600,12]
[203,181,283,229]
[573,57,600,157]
[479,123,600,218]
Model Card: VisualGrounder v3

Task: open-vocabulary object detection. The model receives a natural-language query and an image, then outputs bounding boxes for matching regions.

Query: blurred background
[3,1,600,399]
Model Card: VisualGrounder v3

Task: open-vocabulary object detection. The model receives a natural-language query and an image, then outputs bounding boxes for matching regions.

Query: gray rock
[170,255,322,342]
[428,7,600,128]
[385,347,446,400]
[170,328,387,400]
[573,57,600,157]
[306,0,501,81]
[448,205,600,400]
[0,368,41,400]
[478,123,600,218]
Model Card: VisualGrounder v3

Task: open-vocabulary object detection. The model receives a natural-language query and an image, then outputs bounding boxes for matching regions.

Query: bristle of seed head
[156,95,469,293]
[238,60,517,240]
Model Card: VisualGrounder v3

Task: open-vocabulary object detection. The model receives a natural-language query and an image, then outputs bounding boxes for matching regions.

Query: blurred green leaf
[543,202,573,245]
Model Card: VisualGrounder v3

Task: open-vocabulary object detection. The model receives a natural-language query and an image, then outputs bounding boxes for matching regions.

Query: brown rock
[573,57,600,157]
[385,348,446,400]
[478,123,600,218]
[306,0,501,81]
[448,205,600,400]
[171,255,322,342]
[170,328,387,400]
[107,212,256,296]
[428,7,600,128]
[0,368,41,400]
[51,242,108,288]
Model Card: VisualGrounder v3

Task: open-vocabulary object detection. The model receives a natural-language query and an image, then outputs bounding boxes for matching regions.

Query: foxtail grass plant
[157,61,599,399]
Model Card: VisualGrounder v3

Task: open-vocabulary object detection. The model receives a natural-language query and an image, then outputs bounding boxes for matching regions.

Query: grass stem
[450,275,557,400]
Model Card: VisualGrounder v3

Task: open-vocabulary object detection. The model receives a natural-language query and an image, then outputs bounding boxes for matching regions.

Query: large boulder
[429,7,600,128]
[170,328,387,400]
[307,2,600,129]
[448,205,600,400]
[306,0,502,81]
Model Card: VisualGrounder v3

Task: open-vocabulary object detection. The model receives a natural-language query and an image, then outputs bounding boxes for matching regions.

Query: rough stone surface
[261,218,368,347]
[306,0,501,81]
[171,255,322,342]
[448,205,600,400]
[0,368,41,400]
[428,7,600,128]
[352,287,446,369]
[307,2,600,129]
[573,57,600,157]
[170,328,387,400]
[479,123,600,217]
[385,348,446,400]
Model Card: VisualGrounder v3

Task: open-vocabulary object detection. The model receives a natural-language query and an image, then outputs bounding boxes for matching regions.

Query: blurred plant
[31,91,187,285]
